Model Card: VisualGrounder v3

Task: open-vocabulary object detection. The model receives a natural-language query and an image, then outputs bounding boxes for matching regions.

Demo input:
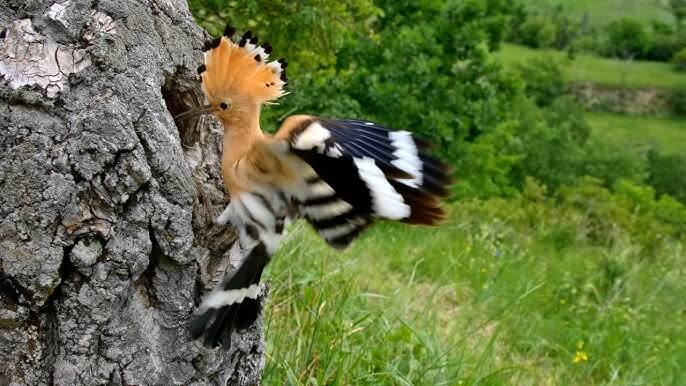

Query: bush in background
[647,150,686,204]
[508,2,686,63]
[672,47,686,71]
[582,141,647,187]
[514,57,567,106]
[668,86,686,116]
[518,15,557,48]
[605,18,650,59]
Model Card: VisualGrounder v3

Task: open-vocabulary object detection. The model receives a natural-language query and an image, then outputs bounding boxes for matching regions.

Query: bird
[185,25,453,348]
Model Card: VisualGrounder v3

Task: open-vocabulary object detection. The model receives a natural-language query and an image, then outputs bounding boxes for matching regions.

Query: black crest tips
[203,37,221,52]
[262,43,272,54]
[239,30,252,47]
[280,72,288,82]
[250,35,259,44]
[223,25,236,38]
[197,64,206,74]
[254,54,261,62]
[277,58,287,65]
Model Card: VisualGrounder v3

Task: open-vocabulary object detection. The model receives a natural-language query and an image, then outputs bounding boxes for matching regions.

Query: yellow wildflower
[573,350,589,364]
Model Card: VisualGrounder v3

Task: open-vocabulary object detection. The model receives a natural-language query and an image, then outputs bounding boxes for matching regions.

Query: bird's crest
[199,26,288,105]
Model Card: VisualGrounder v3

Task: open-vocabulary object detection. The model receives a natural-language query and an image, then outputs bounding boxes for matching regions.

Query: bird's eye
[220,102,229,110]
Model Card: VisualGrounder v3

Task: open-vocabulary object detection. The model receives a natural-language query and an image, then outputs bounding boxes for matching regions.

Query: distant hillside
[523,0,675,27]
[496,44,686,91]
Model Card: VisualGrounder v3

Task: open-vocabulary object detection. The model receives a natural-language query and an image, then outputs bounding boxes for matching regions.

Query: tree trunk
[0,1,265,384]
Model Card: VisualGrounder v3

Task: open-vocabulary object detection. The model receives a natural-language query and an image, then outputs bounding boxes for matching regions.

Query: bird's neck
[221,102,264,166]
[220,102,264,194]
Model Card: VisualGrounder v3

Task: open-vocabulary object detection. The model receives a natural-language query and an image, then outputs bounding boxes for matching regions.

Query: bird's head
[176,26,288,126]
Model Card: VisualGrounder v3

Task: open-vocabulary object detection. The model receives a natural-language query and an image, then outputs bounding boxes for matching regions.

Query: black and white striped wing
[286,117,452,249]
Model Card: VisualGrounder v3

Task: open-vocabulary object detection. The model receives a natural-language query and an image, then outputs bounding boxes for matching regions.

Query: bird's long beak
[173,105,217,120]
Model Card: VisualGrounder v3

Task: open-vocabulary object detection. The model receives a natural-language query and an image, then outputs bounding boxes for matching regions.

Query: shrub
[672,48,686,72]
[582,141,647,187]
[645,29,681,62]
[670,0,686,24]
[519,15,557,48]
[605,18,650,59]
[507,97,590,191]
[515,57,567,107]
[647,150,686,204]
[668,86,686,116]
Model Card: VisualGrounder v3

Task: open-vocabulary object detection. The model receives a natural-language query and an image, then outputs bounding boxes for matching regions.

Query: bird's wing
[275,115,453,248]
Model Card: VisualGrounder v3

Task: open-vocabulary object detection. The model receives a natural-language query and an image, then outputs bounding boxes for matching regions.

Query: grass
[588,112,686,155]
[262,198,686,385]
[523,0,675,27]
[496,44,686,91]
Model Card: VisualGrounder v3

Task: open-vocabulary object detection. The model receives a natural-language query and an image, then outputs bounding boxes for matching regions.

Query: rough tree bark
[0,0,266,384]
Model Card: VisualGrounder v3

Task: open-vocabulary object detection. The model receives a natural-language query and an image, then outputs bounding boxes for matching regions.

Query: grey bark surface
[0,0,266,384]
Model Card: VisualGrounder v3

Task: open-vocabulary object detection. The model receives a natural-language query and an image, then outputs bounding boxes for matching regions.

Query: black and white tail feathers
[192,191,286,348]
[190,243,267,348]
[288,117,453,249]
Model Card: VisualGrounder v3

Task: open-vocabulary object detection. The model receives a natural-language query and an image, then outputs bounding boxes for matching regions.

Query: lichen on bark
[0,1,265,385]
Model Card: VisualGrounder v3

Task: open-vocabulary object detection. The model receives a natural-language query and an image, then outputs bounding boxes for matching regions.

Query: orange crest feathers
[199,26,288,105]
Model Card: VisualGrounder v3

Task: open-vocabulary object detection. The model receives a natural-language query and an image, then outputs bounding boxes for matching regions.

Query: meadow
[496,44,686,90]
[588,112,686,155]
[263,185,686,385]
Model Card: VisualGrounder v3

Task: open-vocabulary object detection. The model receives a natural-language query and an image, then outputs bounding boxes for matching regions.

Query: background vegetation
[188,0,686,384]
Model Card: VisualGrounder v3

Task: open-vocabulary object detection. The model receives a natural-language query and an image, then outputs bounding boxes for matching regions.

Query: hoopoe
[187,26,452,348]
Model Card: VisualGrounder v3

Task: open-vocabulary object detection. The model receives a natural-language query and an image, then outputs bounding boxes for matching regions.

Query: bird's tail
[191,242,268,348]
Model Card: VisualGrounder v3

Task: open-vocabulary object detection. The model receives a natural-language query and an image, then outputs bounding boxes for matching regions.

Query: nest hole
[161,72,203,148]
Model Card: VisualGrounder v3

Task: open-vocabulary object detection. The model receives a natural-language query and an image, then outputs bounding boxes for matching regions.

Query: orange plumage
[200,32,286,107]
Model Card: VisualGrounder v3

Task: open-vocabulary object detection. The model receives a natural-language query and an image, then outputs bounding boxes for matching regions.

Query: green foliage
[673,47,686,71]
[671,0,686,23]
[509,1,685,63]
[507,97,592,191]
[514,56,567,106]
[646,21,684,62]
[647,150,686,204]
[519,15,557,48]
[187,0,380,71]
[581,140,646,188]
[605,18,650,59]
[669,85,686,116]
